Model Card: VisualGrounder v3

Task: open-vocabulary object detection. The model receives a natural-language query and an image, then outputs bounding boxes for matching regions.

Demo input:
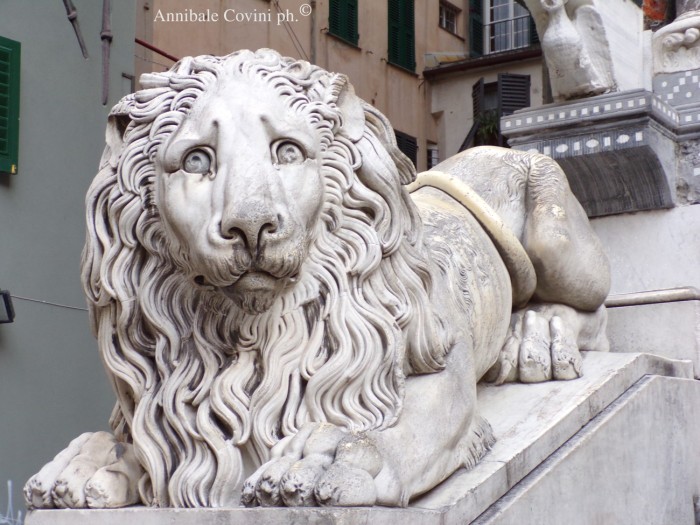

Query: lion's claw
[24,432,143,509]
[243,425,382,508]
[241,480,257,507]
[490,305,585,384]
[280,469,316,506]
[315,464,377,506]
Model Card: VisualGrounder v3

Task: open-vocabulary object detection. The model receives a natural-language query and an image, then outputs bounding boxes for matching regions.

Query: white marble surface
[522,0,646,100]
[607,298,700,378]
[412,351,692,520]
[475,375,700,524]
[28,50,612,511]
[26,351,692,525]
[653,10,700,74]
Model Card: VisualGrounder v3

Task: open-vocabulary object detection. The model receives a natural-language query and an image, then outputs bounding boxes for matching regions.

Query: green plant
[476,109,500,144]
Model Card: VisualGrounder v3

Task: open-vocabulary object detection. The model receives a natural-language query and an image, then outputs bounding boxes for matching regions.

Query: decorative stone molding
[653,10,700,73]
[502,90,682,216]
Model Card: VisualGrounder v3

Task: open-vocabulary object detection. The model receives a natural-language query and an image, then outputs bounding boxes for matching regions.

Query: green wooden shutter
[472,77,485,116]
[469,0,483,58]
[329,0,359,46]
[388,0,401,64]
[404,0,415,70]
[0,36,20,175]
[498,73,530,116]
[388,0,415,71]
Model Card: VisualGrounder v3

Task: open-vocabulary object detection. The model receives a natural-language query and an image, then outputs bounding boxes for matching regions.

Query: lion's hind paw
[489,305,586,384]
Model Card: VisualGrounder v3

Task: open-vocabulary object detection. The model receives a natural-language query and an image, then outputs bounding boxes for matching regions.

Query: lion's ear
[102,96,134,168]
[327,74,365,142]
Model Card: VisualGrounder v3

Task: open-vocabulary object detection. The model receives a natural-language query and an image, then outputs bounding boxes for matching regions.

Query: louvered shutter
[403,0,415,71]
[394,129,418,167]
[329,0,359,45]
[469,0,483,58]
[498,73,530,116]
[388,0,401,65]
[388,0,415,71]
[0,36,20,175]
[472,77,485,116]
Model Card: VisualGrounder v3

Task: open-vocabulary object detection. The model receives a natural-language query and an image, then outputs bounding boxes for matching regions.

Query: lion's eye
[183,149,212,174]
[274,141,305,165]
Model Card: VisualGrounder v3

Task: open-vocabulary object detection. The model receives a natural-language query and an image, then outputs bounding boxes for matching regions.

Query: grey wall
[0,1,136,518]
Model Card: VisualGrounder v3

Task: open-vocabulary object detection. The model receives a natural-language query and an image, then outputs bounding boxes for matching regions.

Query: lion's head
[82,49,450,507]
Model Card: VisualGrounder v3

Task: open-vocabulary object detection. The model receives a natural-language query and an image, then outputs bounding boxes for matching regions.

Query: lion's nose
[220,210,281,251]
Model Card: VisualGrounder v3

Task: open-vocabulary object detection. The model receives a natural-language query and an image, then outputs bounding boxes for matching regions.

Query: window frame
[439,1,461,36]
[0,35,20,175]
[427,142,440,169]
[482,0,532,54]
[466,73,531,149]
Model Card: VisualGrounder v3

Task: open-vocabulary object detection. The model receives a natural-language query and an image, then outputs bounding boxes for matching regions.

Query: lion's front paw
[24,432,143,509]
[242,423,382,507]
[489,305,584,384]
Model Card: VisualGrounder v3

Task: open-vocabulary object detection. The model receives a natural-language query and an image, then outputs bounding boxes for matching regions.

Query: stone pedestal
[475,374,700,524]
[26,352,697,525]
[501,90,679,217]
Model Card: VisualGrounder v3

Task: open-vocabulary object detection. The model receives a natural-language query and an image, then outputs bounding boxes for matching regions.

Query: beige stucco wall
[136,0,470,171]
[430,57,545,159]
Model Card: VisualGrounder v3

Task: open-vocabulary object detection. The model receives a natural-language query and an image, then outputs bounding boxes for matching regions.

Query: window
[329,0,359,46]
[439,1,460,35]
[388,0,415,71]
[486,0,531,53]
[427,143,439,169]
[0,35,20,175]
[460,73,530,150]
[469,0,537,57]
[394,129,418,167]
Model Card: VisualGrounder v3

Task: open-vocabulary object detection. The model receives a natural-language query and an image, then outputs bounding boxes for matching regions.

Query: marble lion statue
[25,49,610,511]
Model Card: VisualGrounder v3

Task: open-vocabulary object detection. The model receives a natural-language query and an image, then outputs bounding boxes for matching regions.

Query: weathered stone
[502,90,677,216]
[474,375,700,524]
[606,288,700,377]
[24,49,611,512]
[25,352,694,524]
[678,0,700,16]
[522,0,646,98]
[653,8,700,73]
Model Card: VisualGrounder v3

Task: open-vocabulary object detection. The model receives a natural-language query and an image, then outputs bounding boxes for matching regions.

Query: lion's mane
[81,49,450,507]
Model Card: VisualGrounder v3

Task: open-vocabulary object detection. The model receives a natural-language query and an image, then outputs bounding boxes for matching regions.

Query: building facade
[135,0,510,171]
[0,0,137,516]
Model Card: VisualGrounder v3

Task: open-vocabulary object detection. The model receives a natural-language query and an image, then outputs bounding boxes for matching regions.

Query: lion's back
[430,146,532,239]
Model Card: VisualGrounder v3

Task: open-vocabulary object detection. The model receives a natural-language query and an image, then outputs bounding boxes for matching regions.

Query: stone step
[26,352,693,525]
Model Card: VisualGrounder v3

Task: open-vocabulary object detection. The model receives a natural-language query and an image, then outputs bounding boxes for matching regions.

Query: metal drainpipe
[310,0,317,64]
